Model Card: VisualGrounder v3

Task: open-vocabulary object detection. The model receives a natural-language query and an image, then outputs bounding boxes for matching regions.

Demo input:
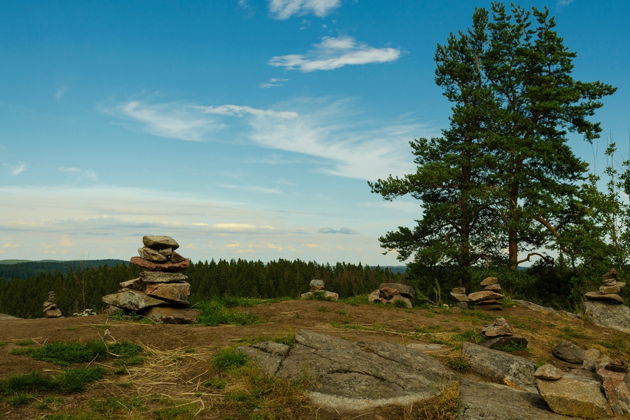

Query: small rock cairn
[481,317,528,349]
[584,269,625,304]
[368,283,414,308]
[450,287,468,308]
[102,235,199,324]
[43,291,63,318]
[467,277,505,310]
[301,279,339,301]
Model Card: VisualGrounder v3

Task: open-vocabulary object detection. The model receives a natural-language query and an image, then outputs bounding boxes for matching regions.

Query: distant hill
[0,259,128,280]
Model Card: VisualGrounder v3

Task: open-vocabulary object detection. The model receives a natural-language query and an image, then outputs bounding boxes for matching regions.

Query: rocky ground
[0,299,628,419]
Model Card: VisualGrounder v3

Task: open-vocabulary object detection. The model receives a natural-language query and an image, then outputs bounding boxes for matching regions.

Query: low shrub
[195,300,259,326]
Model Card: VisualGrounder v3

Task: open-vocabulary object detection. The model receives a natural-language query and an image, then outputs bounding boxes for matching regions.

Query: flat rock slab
[130,256,190,272]
[102,289,165,311]
[584,291,624,304]
[468,290,504,303]
[552,340,585,364]
[146,282,190,304]
[140,271,188,283]
[142,307,199,324]
[582,301,630,334]
[240,330,456,411]
[459,379,568,419]
[462,342,536,391]
[378,282,414,298]
[143,235,179,250]
[536,375,613,418]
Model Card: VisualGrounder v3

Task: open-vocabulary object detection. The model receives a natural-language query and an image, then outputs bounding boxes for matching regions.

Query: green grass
[212,348,248,371]
[559,326,589,340]
[493,341,529,353]
[219,296,291,308]
[460,310,494,321]
[316,306,330,312]
[15,339,35,346]
[446,356,470,371]
[340,294,369,305]
[195,300,259,326]
[414,325,443,334]
[452,329,484,344]
[202,378,227,389]
[0,341,7,348]
[236,332,296,348]
[302,291,335,301]
[599,337,629,353]
[0,367,104,396]
[5,392,36,406]
[107,311,154,324]
[11,339,142,366]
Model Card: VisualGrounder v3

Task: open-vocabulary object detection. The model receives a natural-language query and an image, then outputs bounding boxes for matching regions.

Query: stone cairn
[301,279,339,301]
[584,269,625,304]
[450,287,468,308]
[43,291,62,318]
[467,277,505,310]
[102,235,199,324]
[481,317,528,349]
[368,283,414,308]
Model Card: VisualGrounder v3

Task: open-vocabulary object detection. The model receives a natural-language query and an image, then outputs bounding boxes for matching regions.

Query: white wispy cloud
[269,36,401,72]
[269,0,339,19]
[260,77,288,89]
[10,162,27,176]
[219,184,283,195]
[55,86,68,101]
[557,0,574,5]
[104,97,434,181]
[318,227,357,234]
[57,167,97,181]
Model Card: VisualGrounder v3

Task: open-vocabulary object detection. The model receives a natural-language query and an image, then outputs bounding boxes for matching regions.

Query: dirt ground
[0,300,628,419]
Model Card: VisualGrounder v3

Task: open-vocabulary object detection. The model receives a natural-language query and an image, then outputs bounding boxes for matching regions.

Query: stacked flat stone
[467,277,504,310]
[450,287,469,308]
[300,279,339,301]
[43,290,63,318]
[368,283,414,308]
[584,269,625,304]
[102,235,199,324]
[481,317,528,349]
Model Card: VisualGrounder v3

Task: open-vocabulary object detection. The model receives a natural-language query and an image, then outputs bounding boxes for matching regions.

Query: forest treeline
[0,259,403,318]
[0,259,126,280]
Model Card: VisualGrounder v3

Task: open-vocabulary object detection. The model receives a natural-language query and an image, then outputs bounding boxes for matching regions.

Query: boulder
[102,289,165,311]
[138,247,168,262]
[157,247,173,257]
[536,374,613,418]
[241,330,455,411]
[483,336,528,350]
[596,367,630,416]
[130,256,190,272]
[582,301,630,334]
[552,341,585,364]
[120,277,143,291]
[389,295,412,308]
[480,277,499,286]
[143,307,200,324]
[300,291,339,301]
[142,235,179,250]
[534,364,564,381]
[378,283,414,299]
[584,291,623,304]
[468,290,504,303]
[367,289,380,303]
[140,271,188,283]
[310,279,325,291]
[482,317,513,337]
[459,379,567,420]
[145,282,191,304]
[44,308,63,318]
[462,342,536,391]
[450,291,469,302]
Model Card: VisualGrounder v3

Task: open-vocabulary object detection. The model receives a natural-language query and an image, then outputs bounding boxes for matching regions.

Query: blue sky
[1,0,628,263]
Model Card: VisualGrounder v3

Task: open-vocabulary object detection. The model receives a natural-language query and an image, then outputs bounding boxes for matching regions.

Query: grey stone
[238,342,290,375]
[157,247,173,257]
[145,282,190,304]
[599,284,621,294]
[405,343,450,354]
[484,283,502,292]
[170,251,186,263]
[468,290,504,303]
[140,271,188,283]
[310,279,325,291]
[142,307,200,324]
[584,291,624,304]
[552,341,585,364]
[462,342,536,391]
[378,282,414,298]
[596,367,630,416]
[536,374,613,418]
[142,235,179,250]
[459,379,568,419]
[582,348,601,371]
[480,277,499,286]
[535,364,564,381]
[120,277,143,291]
[102,289,165,311]
[483,336,528,350]
[583,300,630,334]
[482,317,513,337]
[138,247,168,262]
[450,291,469,302]
[242,330,456,411]
[513,299,560,317]
[300,291,339,301]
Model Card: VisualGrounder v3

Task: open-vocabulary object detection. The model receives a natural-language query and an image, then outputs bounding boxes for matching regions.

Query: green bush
[13,339,142,366]
[196,301,259,326]
[0,367,104,395]
[212,348,248,371]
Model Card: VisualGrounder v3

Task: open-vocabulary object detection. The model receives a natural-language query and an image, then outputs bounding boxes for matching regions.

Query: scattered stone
[143,307,200,324]
[535,364,564,381]
[142,235,179,250]
[102,289,165,311]
[596,367,630,416]
[582,300,630,334]
[120,277,143,291]
[462,342,536,391]
[536,374,613,418]
[584,291,624,304]
[483,336,528,350]
[130,256,190,272]
[368,283,415,307]
[42,291,63,318]
[145,282,191,304]
[480,277,499,286]
[459,379,567,420]
[240,330,456,411]
[552,341,585,364]
[138,247,168,262]
[140,271,188,283]
[482,317,513,337]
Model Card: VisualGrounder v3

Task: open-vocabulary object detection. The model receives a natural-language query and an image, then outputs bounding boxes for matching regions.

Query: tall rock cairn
[43,291,63,318]
[584,269,625,304]
[102,235,199,324]
[467,277,505,310]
